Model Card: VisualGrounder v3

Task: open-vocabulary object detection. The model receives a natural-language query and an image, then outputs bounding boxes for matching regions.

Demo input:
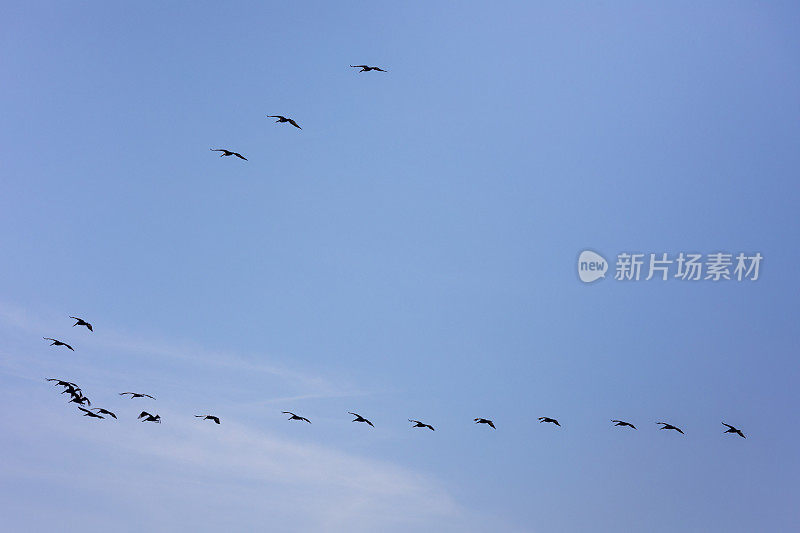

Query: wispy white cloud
[0,301,494,532]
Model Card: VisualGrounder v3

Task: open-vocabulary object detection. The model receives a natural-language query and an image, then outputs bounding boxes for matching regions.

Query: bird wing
[288,119,301,129]
[267,115,285,119]
[144,394,155,399]
[65,343,74,350]
[234,153,247,160]
[43,337,56,341]
[366,420,374,427]
[282,411,295,415]
[722,422,735,430]
[488,421,495,429]
[350,65,368,68]
[301,417,311,423]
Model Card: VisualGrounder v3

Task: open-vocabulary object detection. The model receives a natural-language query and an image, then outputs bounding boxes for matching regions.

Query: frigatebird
[138,411,161,423]
[119,392,155,400]
[539,417,561,427]
[722,422,745,438]
[408,419,435,431]
[612,419,637,429]
[92,408,117,419]
[656,422,684,434]
[349,65,387,72]
[267,115,301,129]
[282,411,311,423]
[78,407,104,419]
[348,412,374,427]
[195,415,220,424]
[474,418,496,429]
[210,148,247,160]
[70,316,93,331]
[43,338,74,351]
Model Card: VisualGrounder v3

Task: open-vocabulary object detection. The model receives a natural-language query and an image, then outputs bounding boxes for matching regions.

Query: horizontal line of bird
[43,317,747,438]
[48,379,746,437]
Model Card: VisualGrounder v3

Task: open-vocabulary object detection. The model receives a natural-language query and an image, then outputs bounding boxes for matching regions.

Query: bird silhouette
[62,387,83,399]
[722,422,745,438]
[656,422,684,434]
[195,415,221,424]
[92,408,117,419]
[350,65,387,72]
[119,392,155,399]
[267,115,301,129]
[69,316,93,331]
[78,407,104,419]
[210,148,247,160]
[348,412,374,427]
[282,411,311,423]
[539,417,561,427]
[408,419,435,431]
[138,411,161,423]
[612,419,637,429]
[47,378,80,390]
[68,394,91,407]
[474,418,496,429]
[43,338,74,351]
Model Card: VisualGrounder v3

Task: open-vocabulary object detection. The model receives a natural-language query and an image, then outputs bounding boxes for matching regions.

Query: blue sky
[1,2,799,531]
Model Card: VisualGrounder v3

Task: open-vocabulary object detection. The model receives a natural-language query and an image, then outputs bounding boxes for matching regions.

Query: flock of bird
[38,64,749,441]
[210,64,387,160]
[43,315,746,438]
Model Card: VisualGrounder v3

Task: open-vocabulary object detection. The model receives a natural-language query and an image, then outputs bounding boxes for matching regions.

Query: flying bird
[539,417,561,427]
[47,379,80,390]
[474,418,496,429]
[282,411,311,423]
[69,316,93,331]
[722,422,745,438]
[350,65,387,72]
[78,407,104,419]
[656,422,684,434]
[92,408,117,419]
[210,148,247,160]
[119,392,155,399]
[408,419,435,431]
[348,412,374,427]
[612,419,637,429]
[68,395,91,407]
[267,115,301,129]
[43,338,74,351]
[138,411,161,423]
[195,415,221,424]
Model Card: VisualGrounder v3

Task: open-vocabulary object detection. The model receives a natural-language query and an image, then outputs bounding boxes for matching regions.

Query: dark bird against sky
[78,407,104,419]
[267,115,301,129]
[70,316,93,331]
[612,419,637,429]
[348,412,374,427]
[722,422,745,438]
[196,415,221,424]
[138,411,161,423]
[210,148,248,160]
[350,65,387,72]
[409,419,435,431]
[539,417,561,427]
[92,408,117,419]
[282,411,311,423]
[656,422,684,434]
[43,338,74,351]
[119,392,155,399]
[474,418,496,429]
